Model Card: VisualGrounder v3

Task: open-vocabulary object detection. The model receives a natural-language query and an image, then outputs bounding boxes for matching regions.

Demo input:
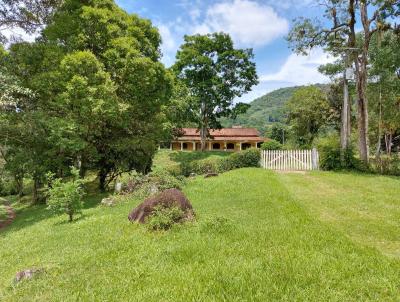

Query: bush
[146,205,185,231]
[317,135,361,171]
[119,169,185,198]
[226,148,261,169]
[181,148,261,176]
[261,140,283,150]
[370,155,400,176]
[46,167,85,222]
[0,174,17,197]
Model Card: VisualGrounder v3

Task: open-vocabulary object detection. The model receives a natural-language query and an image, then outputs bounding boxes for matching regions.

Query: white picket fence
[261,149,319,171]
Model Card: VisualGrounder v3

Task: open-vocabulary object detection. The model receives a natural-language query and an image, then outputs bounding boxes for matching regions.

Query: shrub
[261,140,283,150]
[370,155,400,176]
[120,170,185,198]
[317,135,361,171]
[227,148,261,169]
[146,205,185,231]
[180,148,261,176]
[0,173,17,197]
[46,167,85,222]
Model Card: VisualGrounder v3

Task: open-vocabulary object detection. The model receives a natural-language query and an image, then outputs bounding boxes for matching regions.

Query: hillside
[221,87,298,134]
[222,84,328,135]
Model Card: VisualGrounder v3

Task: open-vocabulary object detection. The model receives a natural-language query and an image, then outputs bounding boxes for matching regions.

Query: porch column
[240,142,242,151]
[192,142,196,151]
[170,143,172,151]
[224,141,227,151]
[209,142,212,151]
[180,142,183,151]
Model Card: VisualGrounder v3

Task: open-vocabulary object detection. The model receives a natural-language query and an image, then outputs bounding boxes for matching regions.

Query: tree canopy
[173,33,258,150]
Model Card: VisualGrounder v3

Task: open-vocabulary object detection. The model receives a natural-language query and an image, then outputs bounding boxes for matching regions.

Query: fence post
[312,148,318,170]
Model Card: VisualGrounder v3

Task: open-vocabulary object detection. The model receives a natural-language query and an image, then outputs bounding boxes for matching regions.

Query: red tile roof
[174,128,266,142]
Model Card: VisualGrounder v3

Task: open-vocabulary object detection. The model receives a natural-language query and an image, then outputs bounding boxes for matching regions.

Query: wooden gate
[261,149,319,171]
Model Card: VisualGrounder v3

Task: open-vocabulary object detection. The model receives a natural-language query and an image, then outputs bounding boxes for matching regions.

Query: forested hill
[221,86,299,134]
[222,84,327,135]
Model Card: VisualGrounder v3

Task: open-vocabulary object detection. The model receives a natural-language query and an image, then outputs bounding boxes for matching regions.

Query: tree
[0,0,62,43]
[5,0,173,192]
[173,33,258,151]
[286,86,330,147]
[287,0,400,163]
[269,123,289,145]
[368,31,400,155]
[47,167,84,222]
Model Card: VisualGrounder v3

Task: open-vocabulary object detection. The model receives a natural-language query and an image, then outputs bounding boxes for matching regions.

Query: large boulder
[128,188,194,223]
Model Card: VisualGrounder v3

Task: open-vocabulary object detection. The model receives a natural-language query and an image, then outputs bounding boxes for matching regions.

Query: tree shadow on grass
[0,187,110,235]
[169,151,230,165]
[52,213,93,226]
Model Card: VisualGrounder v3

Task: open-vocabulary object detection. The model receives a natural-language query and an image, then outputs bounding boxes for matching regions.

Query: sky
[115,0,335,103]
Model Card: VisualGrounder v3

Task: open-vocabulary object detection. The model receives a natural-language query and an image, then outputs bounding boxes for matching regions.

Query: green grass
[1,169,400,301]
[277,171,400,258]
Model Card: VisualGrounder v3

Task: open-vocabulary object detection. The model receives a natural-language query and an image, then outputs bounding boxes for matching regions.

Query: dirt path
[0,200,16,230]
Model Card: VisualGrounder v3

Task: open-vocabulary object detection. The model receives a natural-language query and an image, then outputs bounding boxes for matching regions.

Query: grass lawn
[1,169,400,301]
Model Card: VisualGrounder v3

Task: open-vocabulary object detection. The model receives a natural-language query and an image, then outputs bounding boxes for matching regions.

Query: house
[169,127,268,151]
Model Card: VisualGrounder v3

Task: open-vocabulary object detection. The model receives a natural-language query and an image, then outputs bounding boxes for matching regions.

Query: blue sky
[116,0,335,102]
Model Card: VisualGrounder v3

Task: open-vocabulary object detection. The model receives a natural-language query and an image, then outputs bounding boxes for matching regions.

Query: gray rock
[15,268,44,283]
[114,182,123,193]
[101,197,117,207]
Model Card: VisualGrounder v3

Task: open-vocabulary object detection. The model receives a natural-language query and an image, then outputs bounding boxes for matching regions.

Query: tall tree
[173,33,258,151]
[286,86,330,147]
[368,31,400,155]
[287,0,400,163]
[5,0,173,193]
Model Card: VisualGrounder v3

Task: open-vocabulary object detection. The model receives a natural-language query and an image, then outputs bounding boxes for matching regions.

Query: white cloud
[193,0,289,47]
[159,24,176,52]
[260,49,335,86]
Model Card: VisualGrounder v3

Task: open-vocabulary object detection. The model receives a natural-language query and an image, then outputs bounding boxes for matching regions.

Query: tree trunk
[14,174,24,198]
[32,177,40,204]
[200,100,208,151]
[356,0,371,164]
[68,212,73,223]
[376,87,382,156]
[388,132,393,157]
[98,169,108,192]
[356,72,369,163]
[340,76,350,163]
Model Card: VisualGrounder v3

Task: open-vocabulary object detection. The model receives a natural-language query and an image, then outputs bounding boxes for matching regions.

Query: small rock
[114,182,123,193]
[148,184,159,195]
[15,268,44,283]
[101,197,117,207]
[204,173,218,178]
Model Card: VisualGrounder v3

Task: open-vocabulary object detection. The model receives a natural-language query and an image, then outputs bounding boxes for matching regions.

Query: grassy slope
[1,169,400,301]
[277,171,400,258]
